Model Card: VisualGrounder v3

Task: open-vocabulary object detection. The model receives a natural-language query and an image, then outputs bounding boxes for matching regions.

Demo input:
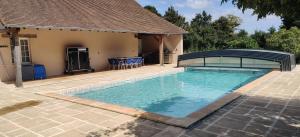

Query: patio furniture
[116,58,127,70]
[133,57,141,68]
[126,58,135,69]
[108,58,117,70]
[108,57,144,70]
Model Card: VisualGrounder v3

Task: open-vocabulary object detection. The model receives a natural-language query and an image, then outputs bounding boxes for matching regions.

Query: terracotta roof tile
[0,0,187,34]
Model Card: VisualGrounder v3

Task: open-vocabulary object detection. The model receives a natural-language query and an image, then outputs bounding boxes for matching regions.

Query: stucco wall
[141,35,183,64]
[164,35,183,64]
[0,29,183,82]
[0,29,138,81]
[0,37,15,82]
[141,36,159,54]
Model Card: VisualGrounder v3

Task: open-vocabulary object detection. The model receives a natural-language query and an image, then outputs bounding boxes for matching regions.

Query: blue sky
[137,0,282,34]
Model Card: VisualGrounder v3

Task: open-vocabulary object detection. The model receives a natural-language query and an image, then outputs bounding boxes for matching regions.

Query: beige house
[0,0,186,86]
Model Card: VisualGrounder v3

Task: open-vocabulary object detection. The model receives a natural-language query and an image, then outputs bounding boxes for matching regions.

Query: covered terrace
[0,0,186,87]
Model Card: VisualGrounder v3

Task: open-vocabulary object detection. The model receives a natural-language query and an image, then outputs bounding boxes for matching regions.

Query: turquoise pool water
[73,68,268,118]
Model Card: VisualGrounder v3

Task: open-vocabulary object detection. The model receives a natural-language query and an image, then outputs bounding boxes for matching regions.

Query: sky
[137,0,282,34]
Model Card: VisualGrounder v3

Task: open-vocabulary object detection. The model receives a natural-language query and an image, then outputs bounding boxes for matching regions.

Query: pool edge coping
[36,70,279,128]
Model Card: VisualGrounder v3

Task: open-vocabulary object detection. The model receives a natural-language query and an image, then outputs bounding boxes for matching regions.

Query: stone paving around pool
[0,65,299,137]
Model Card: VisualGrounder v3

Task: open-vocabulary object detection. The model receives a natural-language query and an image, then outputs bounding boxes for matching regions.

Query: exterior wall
[141,36,159,54]
[141,34,183,64]
[0,29,138,82]
[164,35,183,64]
[0,37,15,82]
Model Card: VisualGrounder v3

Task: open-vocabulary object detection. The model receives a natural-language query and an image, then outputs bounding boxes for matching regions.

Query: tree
[237,29,248,37]
[144,5,161,17]
[266,27,300,62]
[212,15,241,49]
[191,11,212,29]
[251,31,268,48]
[227,37,259,49]
[268,27,276,34]
[228,29,258,49]
[189,11,216,51]
[163,6,189,30]
[221,0,300,29]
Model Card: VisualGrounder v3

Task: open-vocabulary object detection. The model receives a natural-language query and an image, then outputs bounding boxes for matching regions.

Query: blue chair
[127,58,134,69]
[132,57,137,68]
[108,58,116,70]
[139,57,144,67]
[141,58,144,66]
[117,58,126,70]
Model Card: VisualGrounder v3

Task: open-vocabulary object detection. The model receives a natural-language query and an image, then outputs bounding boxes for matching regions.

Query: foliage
[181,11,242,52]
[188,11,217,51]
[250,27,277,49]
[144,5,161,17]
[212,15,241,49]
[266,27,300,61]
[237,29,248,37]
[163,6,189,30]
[144,5,300,63]
[221,0,300,29]
[268,27,276,34]
[250,31,268,48]
[227,36,259,49]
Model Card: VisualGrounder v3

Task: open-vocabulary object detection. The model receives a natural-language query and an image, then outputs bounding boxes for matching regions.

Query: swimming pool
[72,68,269,118]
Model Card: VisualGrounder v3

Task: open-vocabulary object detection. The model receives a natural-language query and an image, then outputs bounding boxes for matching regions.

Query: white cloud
[137,0,282,33]
[186,0,210,9]
[175,0,211,9]
[183,13,197,21]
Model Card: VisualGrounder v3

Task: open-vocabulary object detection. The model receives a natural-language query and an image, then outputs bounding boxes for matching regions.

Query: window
[20,38,31,63]
[11,38,31,64]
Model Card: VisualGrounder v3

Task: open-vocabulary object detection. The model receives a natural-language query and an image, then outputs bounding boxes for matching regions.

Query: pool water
[73,68,268,118]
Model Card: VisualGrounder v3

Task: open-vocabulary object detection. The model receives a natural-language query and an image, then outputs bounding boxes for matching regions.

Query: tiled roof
[0,0,186,34]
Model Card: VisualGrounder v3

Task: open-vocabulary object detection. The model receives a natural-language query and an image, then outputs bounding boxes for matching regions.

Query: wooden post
[159,35,164,66]
[10,29,22,87]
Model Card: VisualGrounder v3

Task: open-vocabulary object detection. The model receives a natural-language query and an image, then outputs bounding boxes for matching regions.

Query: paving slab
[0,65,300,137]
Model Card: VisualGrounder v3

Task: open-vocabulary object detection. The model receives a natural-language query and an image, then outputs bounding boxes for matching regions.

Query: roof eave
[5,24,187,35]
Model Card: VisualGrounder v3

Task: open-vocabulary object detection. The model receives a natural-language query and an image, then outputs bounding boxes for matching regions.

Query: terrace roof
[0,0,187,34]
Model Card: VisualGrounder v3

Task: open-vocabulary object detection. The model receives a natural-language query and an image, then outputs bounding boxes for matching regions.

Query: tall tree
[191,11,212,28]
[268,27,276,34]
[163,6,189,30]
[144,5,161,17]
[221,0,300,29]
[251,31,268,49]
[237,29,248,37]
[189,11,216,50]
[212,15,241,49]
[267,27,300,62]
[228,29,258,49]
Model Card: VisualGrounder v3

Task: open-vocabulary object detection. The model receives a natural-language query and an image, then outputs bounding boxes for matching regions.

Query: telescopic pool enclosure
[178,49,296,71]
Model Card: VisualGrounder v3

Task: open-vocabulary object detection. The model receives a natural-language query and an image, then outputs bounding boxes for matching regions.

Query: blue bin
[34,64,47,80]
